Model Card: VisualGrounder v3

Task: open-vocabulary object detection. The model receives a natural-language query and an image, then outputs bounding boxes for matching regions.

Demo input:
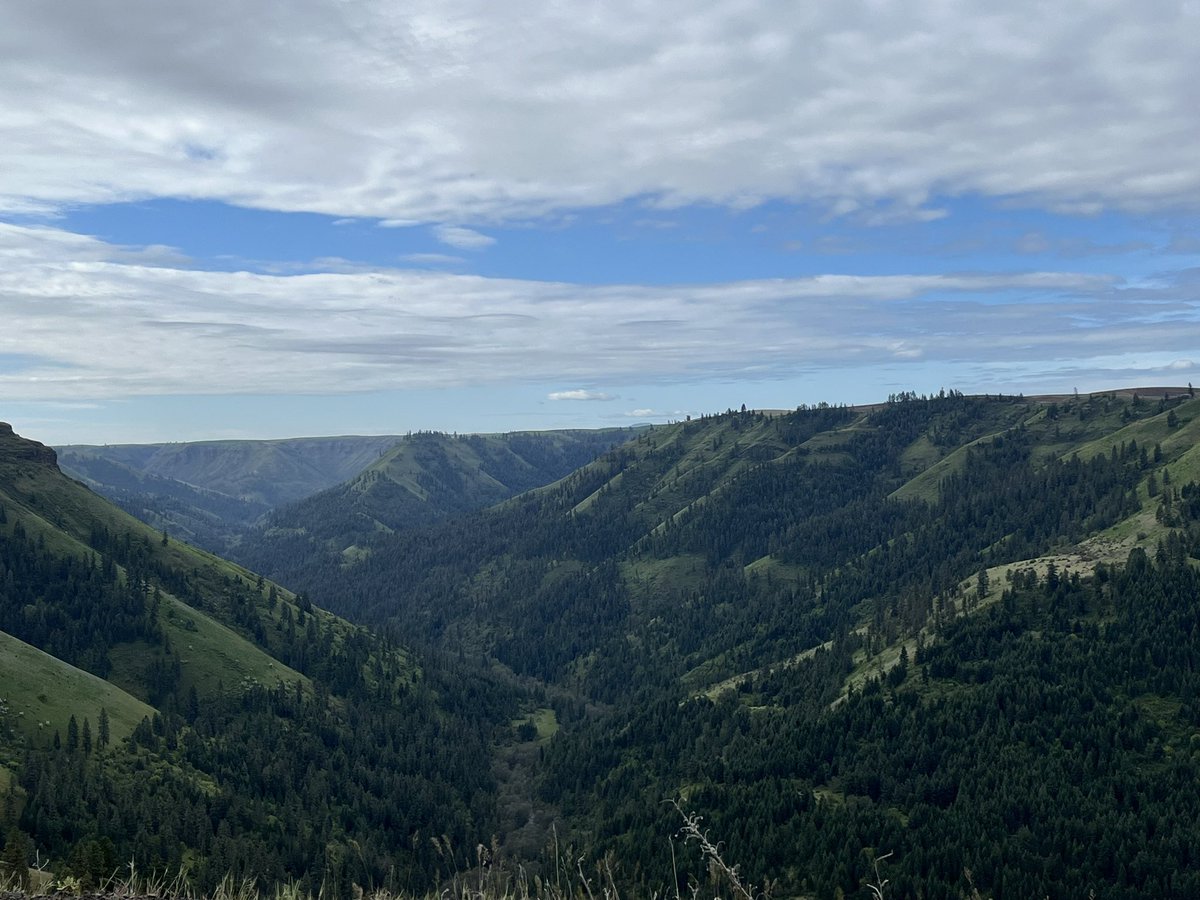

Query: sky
[2,0,1199,444]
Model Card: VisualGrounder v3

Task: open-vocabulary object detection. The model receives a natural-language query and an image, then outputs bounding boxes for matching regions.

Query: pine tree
[1,826,30,889]
[98,707,110,749]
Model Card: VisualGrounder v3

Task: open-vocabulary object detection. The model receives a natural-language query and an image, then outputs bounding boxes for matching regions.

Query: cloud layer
[3,223,1197,403]
[548,390,616,402]
[2,1,1198,221]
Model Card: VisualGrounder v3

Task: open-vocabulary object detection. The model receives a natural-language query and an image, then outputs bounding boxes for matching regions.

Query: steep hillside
[293,391,1189,686]
[270,389,1200,897]
[51,452,268,554]
[0,422,516,894]
[0,630,154,743]
[60,429,636,562]
[234,427,638,583]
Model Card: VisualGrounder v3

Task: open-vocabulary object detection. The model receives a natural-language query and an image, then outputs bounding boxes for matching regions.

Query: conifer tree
[1,826,30,889]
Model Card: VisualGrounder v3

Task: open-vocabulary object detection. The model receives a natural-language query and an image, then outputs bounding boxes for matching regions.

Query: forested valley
[5,389,1200,898]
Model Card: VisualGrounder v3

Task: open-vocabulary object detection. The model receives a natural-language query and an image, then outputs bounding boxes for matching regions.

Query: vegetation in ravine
[238,389,1200,898]
[5,388,1200,899]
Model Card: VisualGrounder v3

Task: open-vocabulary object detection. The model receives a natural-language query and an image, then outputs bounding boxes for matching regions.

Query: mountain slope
[264,390,1200,897]
[0,630,154,743]
[0,422,516,893]
[10,390,1200,898]
[234,427,638,583]
[295,393,1151,682]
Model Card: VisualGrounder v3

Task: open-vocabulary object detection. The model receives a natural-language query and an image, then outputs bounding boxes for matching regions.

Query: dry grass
[0,802,794,900]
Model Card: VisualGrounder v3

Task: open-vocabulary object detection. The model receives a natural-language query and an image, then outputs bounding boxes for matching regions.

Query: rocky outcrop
[0,423,59,469]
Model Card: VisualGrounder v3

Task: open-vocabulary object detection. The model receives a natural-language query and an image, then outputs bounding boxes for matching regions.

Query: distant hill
[59,429,637,561]
[56,434,405,553]
[232,427,639,584]
[259,390,1200,686]
[0,422,516,894]
[59,434,404,507]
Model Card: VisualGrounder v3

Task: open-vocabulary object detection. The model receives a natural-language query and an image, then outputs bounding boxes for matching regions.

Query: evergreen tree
[1,826,30,889]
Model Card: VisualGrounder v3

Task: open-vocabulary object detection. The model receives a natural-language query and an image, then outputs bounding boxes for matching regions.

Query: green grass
[840,637,918,699]
[1066,396,1200,464]
[898,433,942,477]
[622,554,708,597]
[0,629,155,743]
[511,707,558,742]
[164,594,308,695]
[743,554,807,581]
[1166,439,1200,487]
[3,424,321,712]
[2,479,309,706]
[891,429,1009,503]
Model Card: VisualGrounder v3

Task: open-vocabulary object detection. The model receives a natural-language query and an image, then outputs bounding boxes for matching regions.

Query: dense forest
[0,527,517,892]
[0,427,522,894]
[542,540,1200,899]
[5,390,1200,897]
[274,393,1153,693]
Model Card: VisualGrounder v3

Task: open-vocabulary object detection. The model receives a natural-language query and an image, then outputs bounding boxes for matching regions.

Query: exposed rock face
[0,422,60,469]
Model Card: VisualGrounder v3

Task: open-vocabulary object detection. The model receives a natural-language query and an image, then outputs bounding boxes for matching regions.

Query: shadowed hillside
[0,422,518,896]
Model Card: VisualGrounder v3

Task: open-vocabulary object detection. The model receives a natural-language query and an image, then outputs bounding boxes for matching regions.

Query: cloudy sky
[2,0,1199,443]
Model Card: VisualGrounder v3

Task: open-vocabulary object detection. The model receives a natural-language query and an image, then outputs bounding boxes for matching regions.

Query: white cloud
[548,390,616,401]
[433,225,495,249]
[0,2,1197,222]
[401,252,467,266]
[3,223,1200,403]
[621,408,692,420]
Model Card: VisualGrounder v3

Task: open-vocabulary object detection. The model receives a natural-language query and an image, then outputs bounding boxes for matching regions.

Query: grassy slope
[106,593,308,700]
[0,629,155,741]
[355,435,523,508]
[676,394,1200,701]
[1,424,310,706]
[833,395,1200,702]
